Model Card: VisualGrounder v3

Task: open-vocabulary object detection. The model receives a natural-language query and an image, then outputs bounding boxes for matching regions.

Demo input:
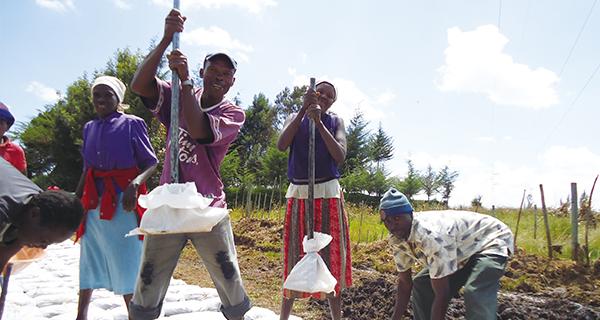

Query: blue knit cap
[379,188,414,220]
[0,102,14,129]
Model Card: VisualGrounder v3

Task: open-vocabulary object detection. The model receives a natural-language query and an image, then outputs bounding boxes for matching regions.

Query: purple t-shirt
[81,112,158,194]
[141,78,245,208]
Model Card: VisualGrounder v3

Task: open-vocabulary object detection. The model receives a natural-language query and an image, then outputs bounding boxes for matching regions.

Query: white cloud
[111,0,131,9]
[152,0,276,13]
[26,81,64,103]
[182,26,253,53]
[436,25,559,109]
[475,136,494,142]
[288,70,387,124]
[390,146,600,209]
[376,90,396,105]
[301,53,308,64]
[35,0,74,11]
[503,136,512,141]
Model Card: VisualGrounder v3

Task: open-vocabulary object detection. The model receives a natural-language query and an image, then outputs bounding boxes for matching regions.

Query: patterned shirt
[389,210,514,279]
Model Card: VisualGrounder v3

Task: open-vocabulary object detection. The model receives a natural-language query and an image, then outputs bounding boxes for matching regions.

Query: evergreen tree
[339,108,370,177]
[257,137,289,186]
[273,86,307,129]
[395,158,423,200]
[234,93,278,178]
[439,165,459,207]
[220,148,242,188]
[370,122,394,171]
[422,164,440,201]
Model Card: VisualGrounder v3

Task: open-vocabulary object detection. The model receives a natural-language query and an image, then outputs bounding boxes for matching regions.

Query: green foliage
[257,137,289,186]
[438,165,459,206]
[393,158,423,200]
[17,48,162,191]
[273,85,307,129]
[339,108,371,177]
[221,148,242,188]
[234,93,278,177]
[422,164,440,201]
[369,122,394,170]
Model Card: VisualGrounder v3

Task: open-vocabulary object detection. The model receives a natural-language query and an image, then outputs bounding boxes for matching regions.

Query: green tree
[17,48,164,190]
[439,165,459,206]
[339,108,371,177]
[341,167,371,193]
[273,86,307,129]
[370,122,394,171]
[257,137,289,186]
[220,148,242,188]
[233,93,278,177]
[422,164,440,201]
[394,158,423,200]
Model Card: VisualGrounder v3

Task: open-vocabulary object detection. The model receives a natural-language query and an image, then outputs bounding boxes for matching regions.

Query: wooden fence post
[539,184,553,260]
[571,183,579,261]
[358,202,364,244]
[245,178,253,218]
[269,177,276,216]
[514,189,526,247]
[534,205,538,239]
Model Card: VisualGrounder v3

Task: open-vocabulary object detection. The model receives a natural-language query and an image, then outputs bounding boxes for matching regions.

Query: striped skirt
[282,194,353,299]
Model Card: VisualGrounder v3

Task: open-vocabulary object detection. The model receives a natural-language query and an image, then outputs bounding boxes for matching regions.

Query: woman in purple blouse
[74,76,158,320]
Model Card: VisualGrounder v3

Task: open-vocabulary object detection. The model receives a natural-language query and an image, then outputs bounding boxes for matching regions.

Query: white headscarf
[91,76,129,109]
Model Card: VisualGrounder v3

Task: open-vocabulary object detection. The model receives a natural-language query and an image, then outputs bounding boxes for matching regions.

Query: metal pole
[307,78,316,240]
[0,264,13,320]
[571,183,579,261]
[170,0,181,184]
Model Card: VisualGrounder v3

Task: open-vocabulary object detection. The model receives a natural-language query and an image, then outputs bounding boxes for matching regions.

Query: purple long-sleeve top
[81,112,158,195]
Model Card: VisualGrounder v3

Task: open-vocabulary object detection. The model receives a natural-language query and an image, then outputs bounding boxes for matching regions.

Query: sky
[1,0,599,209]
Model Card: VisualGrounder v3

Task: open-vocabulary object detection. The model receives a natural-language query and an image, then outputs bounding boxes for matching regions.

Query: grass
[231,201,600,263]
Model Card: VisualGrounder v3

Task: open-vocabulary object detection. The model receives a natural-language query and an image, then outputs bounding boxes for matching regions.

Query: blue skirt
[79,193,143,294]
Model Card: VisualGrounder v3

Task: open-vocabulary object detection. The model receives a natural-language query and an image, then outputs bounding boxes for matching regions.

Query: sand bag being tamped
[127,182,228,236]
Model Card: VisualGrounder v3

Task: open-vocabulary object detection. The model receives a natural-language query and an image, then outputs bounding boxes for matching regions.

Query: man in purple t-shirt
[128,9,251,320]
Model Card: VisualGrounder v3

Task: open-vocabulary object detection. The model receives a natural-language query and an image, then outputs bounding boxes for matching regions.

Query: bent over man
[380,188,514,320]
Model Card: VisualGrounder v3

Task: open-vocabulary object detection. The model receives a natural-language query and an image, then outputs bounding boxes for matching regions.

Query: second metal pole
[307,78,316,240]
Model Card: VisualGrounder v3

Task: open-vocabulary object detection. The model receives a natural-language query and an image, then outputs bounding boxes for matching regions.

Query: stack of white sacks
[3,241,302,320]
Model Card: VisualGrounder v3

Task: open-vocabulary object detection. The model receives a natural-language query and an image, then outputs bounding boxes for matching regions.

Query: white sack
[243,306,276,319]
[165,311,226,320]
[282,232,337,294]
[127,183,228,236]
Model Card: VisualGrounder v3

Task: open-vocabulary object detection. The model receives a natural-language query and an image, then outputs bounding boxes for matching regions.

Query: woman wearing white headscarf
[75,76,158,320]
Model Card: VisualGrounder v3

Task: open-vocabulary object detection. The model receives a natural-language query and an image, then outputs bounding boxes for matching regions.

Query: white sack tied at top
[282,232,337,294]
[127,182,228,236]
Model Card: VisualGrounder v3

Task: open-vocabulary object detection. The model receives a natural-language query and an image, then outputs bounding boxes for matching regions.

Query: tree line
[14,48,459,207]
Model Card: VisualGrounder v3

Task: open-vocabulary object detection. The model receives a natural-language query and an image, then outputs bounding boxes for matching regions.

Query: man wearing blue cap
[379,188,514,320]
[0,102,27,175]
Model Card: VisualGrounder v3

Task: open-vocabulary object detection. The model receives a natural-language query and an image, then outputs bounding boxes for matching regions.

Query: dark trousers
[412,253,508,320]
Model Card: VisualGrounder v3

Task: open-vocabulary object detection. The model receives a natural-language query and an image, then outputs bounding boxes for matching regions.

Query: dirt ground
[173,218,600,319]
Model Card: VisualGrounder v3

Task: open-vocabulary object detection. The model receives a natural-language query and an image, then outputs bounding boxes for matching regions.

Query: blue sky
[1,0,599,209]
